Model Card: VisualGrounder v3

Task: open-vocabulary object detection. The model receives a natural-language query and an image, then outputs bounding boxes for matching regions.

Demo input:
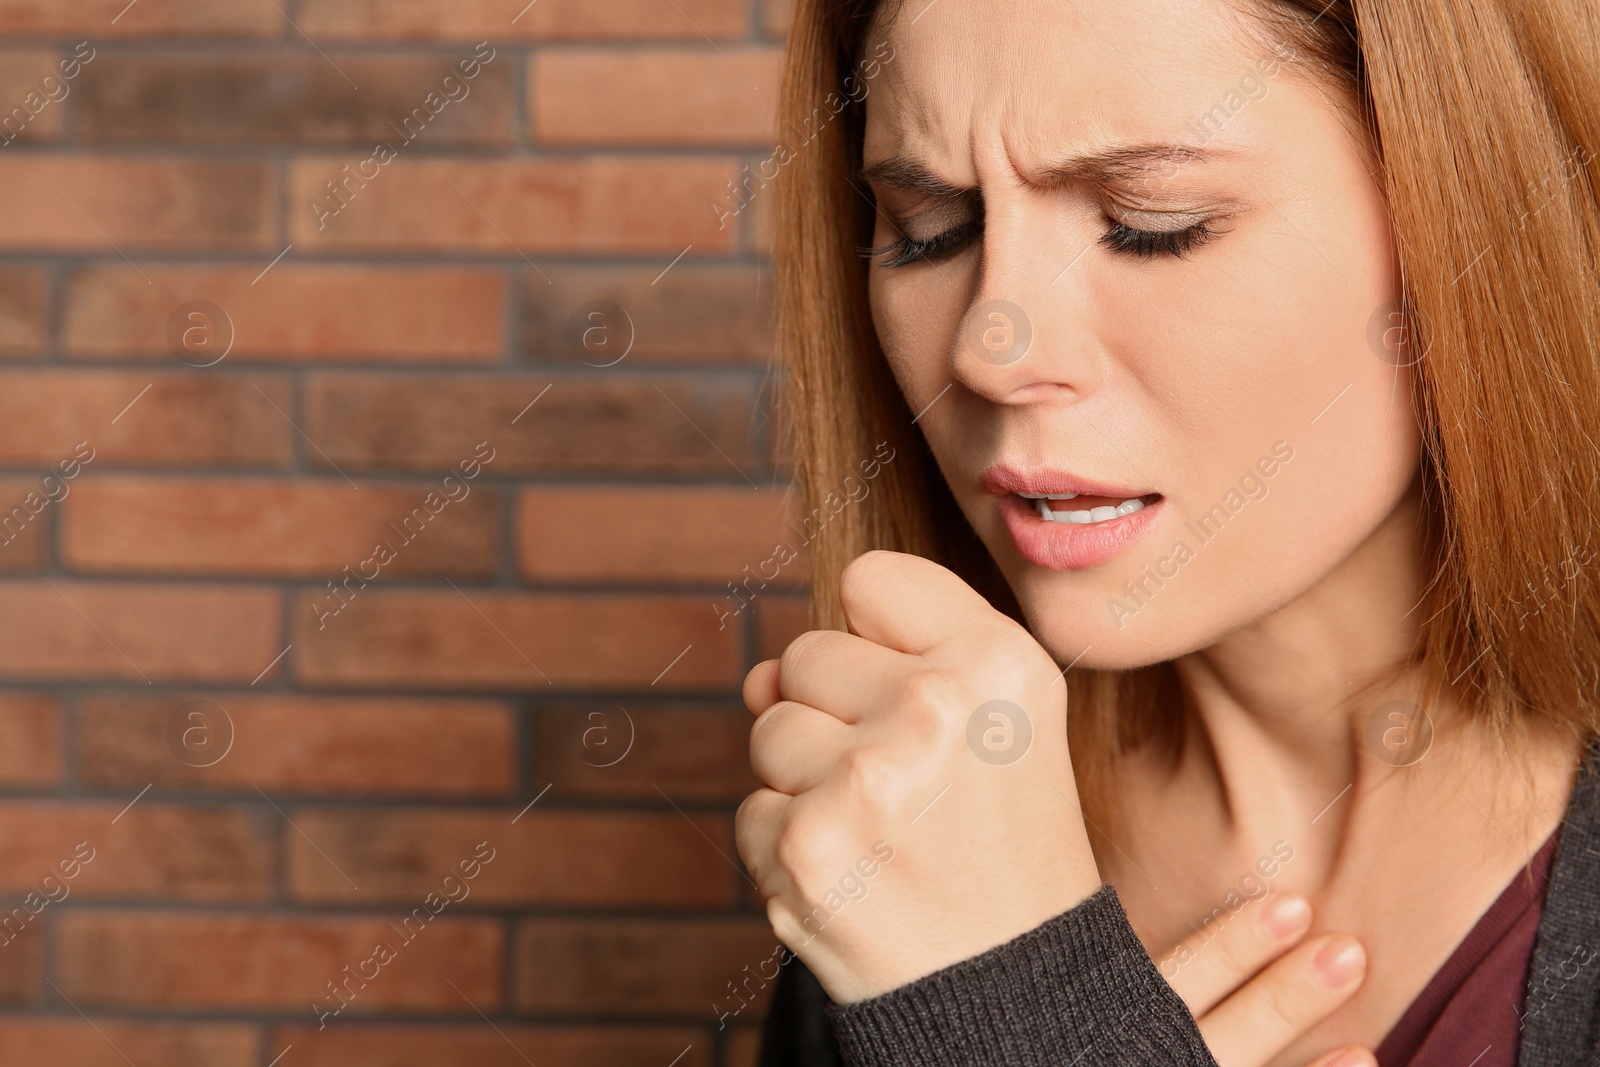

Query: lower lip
[997,493,1165,571]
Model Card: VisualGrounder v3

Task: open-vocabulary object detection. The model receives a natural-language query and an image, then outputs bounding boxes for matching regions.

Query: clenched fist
[735,549,1102,1002]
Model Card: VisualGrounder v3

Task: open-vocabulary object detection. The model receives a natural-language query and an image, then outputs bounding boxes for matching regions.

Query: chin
[1008,573,1252,673]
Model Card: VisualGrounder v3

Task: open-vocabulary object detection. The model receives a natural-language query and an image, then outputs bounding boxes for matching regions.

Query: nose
[948,199,1106,406]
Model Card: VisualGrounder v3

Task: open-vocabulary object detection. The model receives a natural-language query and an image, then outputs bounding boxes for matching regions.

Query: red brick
[531,50,781,146]
[0,478,51,571]
[0,695,59,786]
[0,51,68,145]
[305,374,765,476]
[0,1021,255,1066]
[535,704,759,803]
[299,0,746,40]
[62,266,505,363]
[516,487,802,584]
[291,589,740,690]
[57,912,503,1011]
[0,0,277,35]
[77,54,513,145]
[286,808,734,907]
[274,1025,709,1067]
[0,157,273,251]
[76,694,515,797]
[288,158,737,254]
[0,582,280,683]
[513,918,778,1016]
[755,595,809,662]
[0,266,47,357]
[0,803,272,900]
[62,478,501,577]
[0,372,293,467]
[0,905,42,1001]
[520,264,772,364]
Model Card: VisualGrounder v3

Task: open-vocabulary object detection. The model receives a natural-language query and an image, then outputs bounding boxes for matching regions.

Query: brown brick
[762,0,794,38]
[62,265,505,363]
[0,157,273,251]
[755,595,809,662]
[513,918,778,1016]
[78,54,512,145]
[516,487,801,584]
[0,266,46,357]
[299,0,745,40]
[0,478,51,571]
[726,1026,762,1067]
[62,478,501,577]
[274,1025,709,1067]
[520,264,771,364]
[57,912,503,1011]
[0,803,272,900]
[0,372,292,467]
[76,694,515,797]
[531,49,781,146]
[0,51,68,145]
[0,900,42,1001]
[536,703,759,803]
[0,1021,256,1066]
[291,589,740,690]
[746,174,776,256]
[0,1,277,35]
[767,370,792,476]
[0,582,280,683]
[288,158,737,254]
[286,808,734,908]
[0,695,58,786]
[305,374,765,477]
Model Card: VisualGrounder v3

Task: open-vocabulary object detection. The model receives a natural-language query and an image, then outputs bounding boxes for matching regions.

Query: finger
[750,700,854,794]
[744,658,781,716]
[837,550,998,656]
[778,628,918,725]
[1197,933,1367,1067]
[734,787,792,896]
[1162,893,1313,1015]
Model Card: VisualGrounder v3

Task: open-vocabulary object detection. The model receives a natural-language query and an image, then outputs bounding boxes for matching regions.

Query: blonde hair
[773,0,1600,834]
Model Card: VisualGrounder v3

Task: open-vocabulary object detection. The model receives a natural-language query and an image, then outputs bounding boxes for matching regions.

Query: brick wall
[0,1,803,1063]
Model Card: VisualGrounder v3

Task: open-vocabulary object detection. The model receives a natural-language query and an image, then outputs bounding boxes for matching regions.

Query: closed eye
[860,213,1226,268]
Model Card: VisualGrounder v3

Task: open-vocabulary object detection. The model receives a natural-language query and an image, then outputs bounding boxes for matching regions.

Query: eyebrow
[859,141,1240,193]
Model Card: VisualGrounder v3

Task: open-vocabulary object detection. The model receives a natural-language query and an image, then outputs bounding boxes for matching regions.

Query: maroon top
[1374,826,1562,1067]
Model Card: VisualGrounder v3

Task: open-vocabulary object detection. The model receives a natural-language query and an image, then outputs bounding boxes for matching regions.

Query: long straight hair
[773,0,1600,838]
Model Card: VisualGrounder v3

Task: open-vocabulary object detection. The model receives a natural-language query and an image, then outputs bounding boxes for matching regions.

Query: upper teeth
[1035,495,1147,524]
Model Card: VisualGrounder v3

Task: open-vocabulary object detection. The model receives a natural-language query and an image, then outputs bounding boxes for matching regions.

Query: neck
[1149,473,1579,886]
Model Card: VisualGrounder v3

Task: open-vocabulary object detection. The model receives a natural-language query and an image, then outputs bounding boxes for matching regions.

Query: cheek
[1023,170,1420,664]
[868,260,976,465]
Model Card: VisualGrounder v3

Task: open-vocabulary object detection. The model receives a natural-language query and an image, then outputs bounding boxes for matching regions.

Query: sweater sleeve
[822,882,1221,1066]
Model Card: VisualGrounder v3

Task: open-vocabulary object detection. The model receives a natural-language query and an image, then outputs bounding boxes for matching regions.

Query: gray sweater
[758,740,1600,1066]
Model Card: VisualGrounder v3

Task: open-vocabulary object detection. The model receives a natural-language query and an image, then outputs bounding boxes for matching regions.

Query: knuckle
[890,668,949,715]
[838,746,892,798]
[773,808,820,877]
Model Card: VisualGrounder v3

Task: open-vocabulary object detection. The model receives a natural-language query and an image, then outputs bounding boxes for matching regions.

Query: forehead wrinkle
[861,140,1243,194]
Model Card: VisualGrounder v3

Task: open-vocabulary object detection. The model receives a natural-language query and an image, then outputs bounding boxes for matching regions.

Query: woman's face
[862,0,1423,669]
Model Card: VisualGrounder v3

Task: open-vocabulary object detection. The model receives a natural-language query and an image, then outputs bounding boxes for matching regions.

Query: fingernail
[1260,894,1311,938]
[1313,936,1366,987]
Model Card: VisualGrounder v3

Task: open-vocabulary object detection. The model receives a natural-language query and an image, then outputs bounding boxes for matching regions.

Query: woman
[735,0,1600,1064]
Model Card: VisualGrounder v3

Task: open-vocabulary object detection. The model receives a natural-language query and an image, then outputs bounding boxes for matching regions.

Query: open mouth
[1018,491,1163,525]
